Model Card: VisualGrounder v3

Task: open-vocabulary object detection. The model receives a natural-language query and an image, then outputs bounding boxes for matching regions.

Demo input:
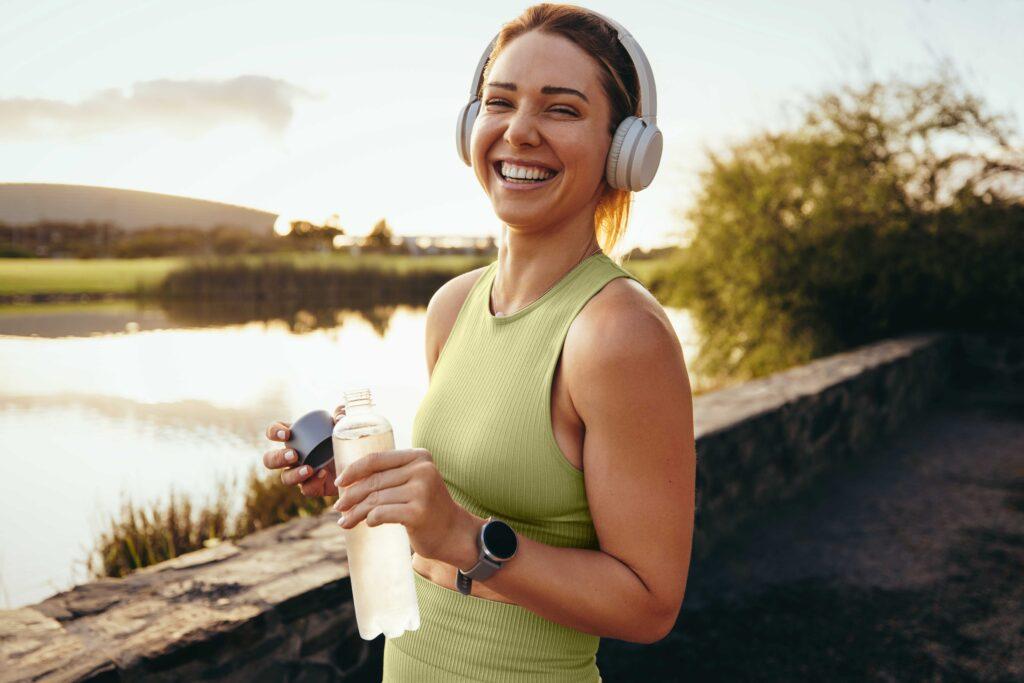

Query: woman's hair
[481,3,641,256]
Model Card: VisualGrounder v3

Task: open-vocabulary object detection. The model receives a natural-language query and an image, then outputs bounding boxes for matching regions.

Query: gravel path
[598,391,1024,682]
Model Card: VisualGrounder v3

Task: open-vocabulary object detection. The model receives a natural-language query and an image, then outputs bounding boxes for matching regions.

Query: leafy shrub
[656,65,1024,384]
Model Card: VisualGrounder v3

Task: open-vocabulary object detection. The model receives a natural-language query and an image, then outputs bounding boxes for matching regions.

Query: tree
[365,218,394,251]
[657,64,1024,384]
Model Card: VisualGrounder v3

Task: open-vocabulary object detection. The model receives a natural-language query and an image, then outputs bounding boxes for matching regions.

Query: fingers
[280,463,318,487]
[266,421,292,442]
[333,467,412,513]
[262,446,299,470]
[332,404,347,423]
[337,484,414,529]
[335,448,421,488]
[298,467,334,496]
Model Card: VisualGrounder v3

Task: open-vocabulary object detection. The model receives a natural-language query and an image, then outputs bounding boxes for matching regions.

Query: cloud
[0,75,319,140]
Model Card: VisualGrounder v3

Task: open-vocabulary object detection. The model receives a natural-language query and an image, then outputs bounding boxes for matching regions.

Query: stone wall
[4,331,994,682]
[689,333,955,558]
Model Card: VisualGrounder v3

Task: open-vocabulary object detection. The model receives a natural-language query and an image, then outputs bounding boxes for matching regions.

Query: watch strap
[457,516,496,595]
[457,554,502,594]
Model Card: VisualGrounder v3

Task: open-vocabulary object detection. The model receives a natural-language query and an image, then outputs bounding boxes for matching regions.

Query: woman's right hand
[263,403,347,498]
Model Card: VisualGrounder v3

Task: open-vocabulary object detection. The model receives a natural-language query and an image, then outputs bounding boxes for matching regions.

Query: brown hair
[480,3,641,257]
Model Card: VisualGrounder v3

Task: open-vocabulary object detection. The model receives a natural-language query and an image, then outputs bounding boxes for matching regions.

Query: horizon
[1,0,1021,251]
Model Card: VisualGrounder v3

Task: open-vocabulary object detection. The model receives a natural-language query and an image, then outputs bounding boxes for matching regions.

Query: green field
[0,253,671,296]
[0,257,183,295]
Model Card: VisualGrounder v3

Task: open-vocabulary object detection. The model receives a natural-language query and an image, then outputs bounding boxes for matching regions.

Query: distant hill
[0,183,277,235]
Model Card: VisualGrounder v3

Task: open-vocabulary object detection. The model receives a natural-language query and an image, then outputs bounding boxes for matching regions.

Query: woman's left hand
[332,447,470,564]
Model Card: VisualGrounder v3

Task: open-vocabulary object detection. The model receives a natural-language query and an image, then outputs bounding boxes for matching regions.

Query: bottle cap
[285,409,335,472]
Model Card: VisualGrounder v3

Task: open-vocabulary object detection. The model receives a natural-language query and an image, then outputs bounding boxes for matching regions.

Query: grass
[88,466,334,578]
[0,299,145,316]
[0,257,183,295]
[214,252,488,273]
[0,253,672,297]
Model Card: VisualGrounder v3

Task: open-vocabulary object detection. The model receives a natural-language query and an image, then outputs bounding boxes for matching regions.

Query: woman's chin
[491,203,554,227]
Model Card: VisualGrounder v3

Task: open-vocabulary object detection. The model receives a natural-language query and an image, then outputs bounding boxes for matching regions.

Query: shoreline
[0,291,140,305]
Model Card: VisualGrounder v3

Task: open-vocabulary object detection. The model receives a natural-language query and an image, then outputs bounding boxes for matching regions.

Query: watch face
[482,519,517,561]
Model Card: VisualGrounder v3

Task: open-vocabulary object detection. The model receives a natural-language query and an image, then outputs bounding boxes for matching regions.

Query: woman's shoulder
[581,273,664,324]
[423,263,492,373]
[565,275,684,373]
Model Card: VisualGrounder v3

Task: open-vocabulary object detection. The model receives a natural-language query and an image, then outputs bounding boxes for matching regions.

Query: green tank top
[411,251,644,549]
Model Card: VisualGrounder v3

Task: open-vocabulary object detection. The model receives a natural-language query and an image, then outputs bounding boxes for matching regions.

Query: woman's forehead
[487,32,599,94]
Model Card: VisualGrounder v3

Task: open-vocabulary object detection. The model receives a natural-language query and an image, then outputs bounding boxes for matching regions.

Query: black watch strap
[457,555,501,595]
[456,567,473,595]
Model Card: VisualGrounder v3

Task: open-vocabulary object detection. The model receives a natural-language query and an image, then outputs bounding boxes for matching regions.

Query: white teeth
[500,161,555,181]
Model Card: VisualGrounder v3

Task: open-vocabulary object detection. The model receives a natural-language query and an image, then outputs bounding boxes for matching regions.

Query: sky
[0,0,1021,252]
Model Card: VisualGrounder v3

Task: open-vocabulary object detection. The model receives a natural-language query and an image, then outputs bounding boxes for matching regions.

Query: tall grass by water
[0,253,490,298]
[88,467,334,578]
[0,252,672,300]
[155,255,488,303]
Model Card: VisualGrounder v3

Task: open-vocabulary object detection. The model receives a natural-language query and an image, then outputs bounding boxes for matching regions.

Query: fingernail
[337,515,346,526]
[277,430,286,439]
[317,470,326,479]
[285,450,297,462]
[301,466,310,476]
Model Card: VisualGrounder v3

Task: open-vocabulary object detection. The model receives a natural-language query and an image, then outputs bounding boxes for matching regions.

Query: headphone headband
[457,8,663,191]
[467,9,657,123]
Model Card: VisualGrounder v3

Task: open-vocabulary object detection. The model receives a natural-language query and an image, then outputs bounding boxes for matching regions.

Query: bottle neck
[344,388,373,412]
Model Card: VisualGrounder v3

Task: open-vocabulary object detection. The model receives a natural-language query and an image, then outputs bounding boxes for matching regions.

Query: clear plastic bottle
[332,387,420,640]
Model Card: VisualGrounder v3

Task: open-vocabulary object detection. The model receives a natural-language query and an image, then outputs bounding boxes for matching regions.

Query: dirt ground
[598,390,1024,682]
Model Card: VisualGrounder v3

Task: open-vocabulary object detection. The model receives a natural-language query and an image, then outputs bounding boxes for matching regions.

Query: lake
[0,299,698,609]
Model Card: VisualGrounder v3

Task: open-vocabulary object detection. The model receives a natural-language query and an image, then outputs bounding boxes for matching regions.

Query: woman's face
[470,30,614,233]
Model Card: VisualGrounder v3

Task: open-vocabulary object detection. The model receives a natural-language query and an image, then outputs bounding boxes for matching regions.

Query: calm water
[0,299,698,609]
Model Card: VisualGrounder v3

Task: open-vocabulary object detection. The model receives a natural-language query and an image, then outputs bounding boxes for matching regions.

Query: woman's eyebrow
[486,81,589,103]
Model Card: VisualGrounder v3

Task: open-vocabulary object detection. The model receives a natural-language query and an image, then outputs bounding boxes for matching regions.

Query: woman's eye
[484,100,577,116]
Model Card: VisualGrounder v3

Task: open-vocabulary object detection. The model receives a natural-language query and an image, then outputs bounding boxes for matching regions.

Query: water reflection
[0,296,425,338]
[0,299,698,609]
[156,297,418,336]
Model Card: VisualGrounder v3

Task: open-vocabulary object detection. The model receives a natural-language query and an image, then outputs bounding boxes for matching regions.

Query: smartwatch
[455,516,518,595]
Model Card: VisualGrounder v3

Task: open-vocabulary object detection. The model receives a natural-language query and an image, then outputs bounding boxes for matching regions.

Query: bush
[88,467,334,578]
[0,245,35,258]
[656,64,1024,385]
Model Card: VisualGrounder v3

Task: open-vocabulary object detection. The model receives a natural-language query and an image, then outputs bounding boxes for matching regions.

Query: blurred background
[0,0,1021,629]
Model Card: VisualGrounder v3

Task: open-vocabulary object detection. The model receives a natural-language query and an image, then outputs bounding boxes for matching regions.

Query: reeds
[88,467,334,578]
[155,256,485,302]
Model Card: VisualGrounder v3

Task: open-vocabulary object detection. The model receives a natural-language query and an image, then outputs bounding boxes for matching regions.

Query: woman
[262,4,695,681]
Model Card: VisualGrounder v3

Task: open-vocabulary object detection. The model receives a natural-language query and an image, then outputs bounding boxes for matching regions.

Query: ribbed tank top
[411,251,644,550]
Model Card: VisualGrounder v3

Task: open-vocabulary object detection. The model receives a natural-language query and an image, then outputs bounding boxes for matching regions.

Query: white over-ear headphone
[455,9,663,191]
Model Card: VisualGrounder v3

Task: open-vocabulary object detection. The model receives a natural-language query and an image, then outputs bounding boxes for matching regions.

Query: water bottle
[333,387,420,640]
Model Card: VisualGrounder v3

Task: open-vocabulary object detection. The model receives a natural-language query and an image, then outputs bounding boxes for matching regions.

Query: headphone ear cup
[456,98,481,166]
[630,124,663,191]
[605,117,635,190]
[606,117,664,191]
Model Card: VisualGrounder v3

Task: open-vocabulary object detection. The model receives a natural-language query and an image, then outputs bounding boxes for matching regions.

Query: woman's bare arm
[446,281,696,643]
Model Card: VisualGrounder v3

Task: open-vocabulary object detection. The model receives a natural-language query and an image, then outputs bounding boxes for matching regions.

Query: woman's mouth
[492,161,559,191]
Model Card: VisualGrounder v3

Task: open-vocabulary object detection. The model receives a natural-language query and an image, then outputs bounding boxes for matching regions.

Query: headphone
[455,9,663,192]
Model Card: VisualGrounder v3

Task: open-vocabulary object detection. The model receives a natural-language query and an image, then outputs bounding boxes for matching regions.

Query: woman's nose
[503,109,542,148]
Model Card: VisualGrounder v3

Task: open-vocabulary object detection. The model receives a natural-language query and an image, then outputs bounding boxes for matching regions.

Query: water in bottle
[333,387,420,640]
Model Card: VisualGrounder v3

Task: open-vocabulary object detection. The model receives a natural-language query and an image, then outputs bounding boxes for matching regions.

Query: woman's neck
[490,224,603,316]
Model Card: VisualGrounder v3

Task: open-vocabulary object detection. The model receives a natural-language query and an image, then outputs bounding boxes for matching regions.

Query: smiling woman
[384,4,689,682]
[262,3,695,682]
